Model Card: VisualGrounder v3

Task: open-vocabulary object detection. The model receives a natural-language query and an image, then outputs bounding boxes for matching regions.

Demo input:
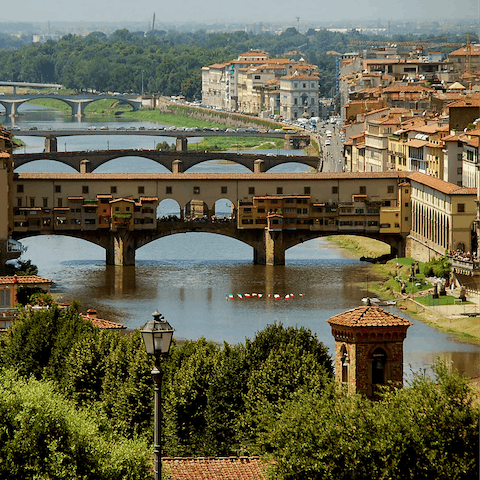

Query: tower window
[372,348,387,385]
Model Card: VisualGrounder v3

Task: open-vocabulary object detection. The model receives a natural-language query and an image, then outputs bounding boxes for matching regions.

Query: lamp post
[141,310,174,480]
[141,70,145,96]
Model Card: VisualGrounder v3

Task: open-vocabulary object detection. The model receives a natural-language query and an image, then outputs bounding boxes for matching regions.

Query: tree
[0,369,151,480]
[260,362,479,480]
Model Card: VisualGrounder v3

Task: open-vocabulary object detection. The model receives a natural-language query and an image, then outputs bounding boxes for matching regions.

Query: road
[313,122,345,173]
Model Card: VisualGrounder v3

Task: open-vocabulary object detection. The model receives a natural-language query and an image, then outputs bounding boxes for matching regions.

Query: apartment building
[202,51,319,119]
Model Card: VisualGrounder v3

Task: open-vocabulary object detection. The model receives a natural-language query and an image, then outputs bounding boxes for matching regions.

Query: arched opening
[157,199,181,221]
[340,344,349,384]
[455,242,466,252]
[93,156,170,174]
[185,160,250,174]
[213,198,234,221]
[84,98,134,114]
[268,162,312,173]
[15,160,77,173]
[372,347,387,385]
[185,198,209,221]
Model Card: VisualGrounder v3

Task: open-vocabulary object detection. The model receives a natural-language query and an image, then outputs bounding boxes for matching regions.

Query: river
[5,105,480,380]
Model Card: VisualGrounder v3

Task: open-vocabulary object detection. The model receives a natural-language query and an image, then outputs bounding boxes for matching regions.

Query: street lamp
[141,70,145,96]
[141,310,174,480]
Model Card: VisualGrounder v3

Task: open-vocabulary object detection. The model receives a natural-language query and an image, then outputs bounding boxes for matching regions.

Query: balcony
[448,255,479,275]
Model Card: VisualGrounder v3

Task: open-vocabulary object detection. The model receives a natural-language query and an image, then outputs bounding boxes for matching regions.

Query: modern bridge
[0,93,142,117]
[11,171,411,266]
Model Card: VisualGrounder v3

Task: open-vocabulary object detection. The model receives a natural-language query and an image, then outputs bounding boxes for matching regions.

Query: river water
[5,105,480,380]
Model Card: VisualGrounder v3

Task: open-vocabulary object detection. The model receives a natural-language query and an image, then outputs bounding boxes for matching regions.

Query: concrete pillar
[254,229,286,265]
[45,137,58,153]
[80,160,90,173]
[5,102,17,117]
[176,137,188,152]
[106,233,136,266]
[172,159,183,173]
[74,102,86,118]
[254,159,265,173]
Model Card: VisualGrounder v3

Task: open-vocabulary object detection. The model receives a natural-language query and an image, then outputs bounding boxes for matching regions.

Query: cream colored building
[202,52,319,119]
[408,171,477,261]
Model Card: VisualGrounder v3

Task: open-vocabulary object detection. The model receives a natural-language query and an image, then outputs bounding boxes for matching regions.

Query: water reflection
[9,107,480,380]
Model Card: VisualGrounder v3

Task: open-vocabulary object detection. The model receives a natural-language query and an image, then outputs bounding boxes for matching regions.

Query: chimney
[86,308,97,318]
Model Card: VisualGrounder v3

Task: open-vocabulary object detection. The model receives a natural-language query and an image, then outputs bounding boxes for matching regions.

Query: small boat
[274,294,280,299]
[252,293,257,297]
[237,294,243,299]
[257,294,263,298]
[244,293,251,298]
[285,294,290,300]
[228,294,234,300]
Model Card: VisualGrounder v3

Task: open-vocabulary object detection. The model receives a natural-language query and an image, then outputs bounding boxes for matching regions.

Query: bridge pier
[254,229,285,265]
[254,159,265,173]
[45,137,58,153]
[176,137,188,152]
[73,102,87,118]
[106,233,136,266]
[4,102,18,117]
[172,159,183,173]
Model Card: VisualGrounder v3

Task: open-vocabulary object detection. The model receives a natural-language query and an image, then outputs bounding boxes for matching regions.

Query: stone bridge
[13,221,406,266]
[13,149,322,173]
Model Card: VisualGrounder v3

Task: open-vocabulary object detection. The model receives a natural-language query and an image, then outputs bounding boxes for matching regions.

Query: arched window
[372,347,387,385]
[340,345,349,384]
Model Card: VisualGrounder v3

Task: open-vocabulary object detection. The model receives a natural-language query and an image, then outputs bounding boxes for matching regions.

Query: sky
[1,0,479,26]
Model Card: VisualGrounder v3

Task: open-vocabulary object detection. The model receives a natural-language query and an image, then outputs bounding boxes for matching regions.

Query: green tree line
[0,28,471,99]
[0,304,477,479]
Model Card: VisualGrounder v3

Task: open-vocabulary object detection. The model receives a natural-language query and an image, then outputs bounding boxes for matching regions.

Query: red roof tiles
[327,306,412,328]
[0,275,53,285]
[162,457,270,480]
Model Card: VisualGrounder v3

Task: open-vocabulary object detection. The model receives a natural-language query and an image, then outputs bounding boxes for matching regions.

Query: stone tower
[327,305,412,398]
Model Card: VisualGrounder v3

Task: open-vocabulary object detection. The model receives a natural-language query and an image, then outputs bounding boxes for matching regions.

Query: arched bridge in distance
[0,94,142,117]
[13,149,322,173]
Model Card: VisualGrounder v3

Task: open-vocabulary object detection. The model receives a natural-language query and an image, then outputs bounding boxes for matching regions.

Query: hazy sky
[1,0,479,25]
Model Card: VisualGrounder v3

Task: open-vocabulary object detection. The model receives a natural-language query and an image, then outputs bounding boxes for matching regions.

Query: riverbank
[325,235,480,344]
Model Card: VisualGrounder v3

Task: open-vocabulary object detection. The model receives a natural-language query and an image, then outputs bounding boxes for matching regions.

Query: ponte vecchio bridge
[11,171,411,265]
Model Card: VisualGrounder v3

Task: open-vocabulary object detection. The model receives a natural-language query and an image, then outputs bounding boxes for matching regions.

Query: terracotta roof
[407,139,427,148]
[81,311,126,329]
[0,275,53,285]
[447,98,480,108]
[327,305,412,328]
[162,457,270,480]
[408,171,477,195]
[16,172,410,181]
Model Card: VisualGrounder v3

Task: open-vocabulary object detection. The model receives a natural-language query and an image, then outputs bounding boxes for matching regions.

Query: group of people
[449,249,477,262]
[159,214,233,223]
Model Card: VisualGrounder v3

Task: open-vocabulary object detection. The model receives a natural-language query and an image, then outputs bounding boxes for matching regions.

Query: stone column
[172,159,183,173]
[106,233,136,266]
[176,137,188,152]
[254,159,264,173]
[45,137,58,153]
[80,160,90,173]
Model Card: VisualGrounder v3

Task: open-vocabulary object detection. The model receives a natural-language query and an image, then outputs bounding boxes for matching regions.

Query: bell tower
[327,306,412,398]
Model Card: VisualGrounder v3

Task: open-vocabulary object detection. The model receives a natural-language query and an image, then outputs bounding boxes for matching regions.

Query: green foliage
[0,369,151,480]
[261,362,479,480]
[0,29,465,100]
[423,255,452,279]
[4,259,38,276]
